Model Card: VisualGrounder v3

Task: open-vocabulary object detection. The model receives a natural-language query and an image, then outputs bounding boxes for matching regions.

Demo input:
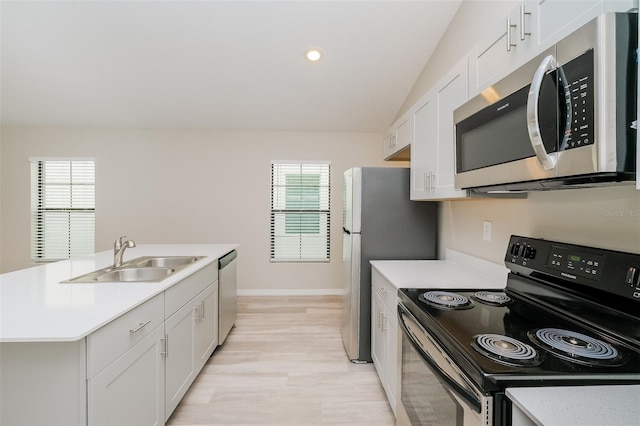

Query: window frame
[270,160,331,263]
[30,157,96,263]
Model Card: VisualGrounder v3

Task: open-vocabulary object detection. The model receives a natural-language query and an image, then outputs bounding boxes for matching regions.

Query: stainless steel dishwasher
[218,250,237,345]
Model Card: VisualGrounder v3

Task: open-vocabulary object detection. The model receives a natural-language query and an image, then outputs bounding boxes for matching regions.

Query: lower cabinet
[194,282,219,371]
[371,268,399,416]
[165,281,218,420]
[88,267,219,425]
[88,325,166,426]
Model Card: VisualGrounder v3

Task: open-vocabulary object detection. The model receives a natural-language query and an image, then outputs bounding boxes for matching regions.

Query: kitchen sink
[94,267,175,282]
[62,255,205,283]
[133,256,202,268]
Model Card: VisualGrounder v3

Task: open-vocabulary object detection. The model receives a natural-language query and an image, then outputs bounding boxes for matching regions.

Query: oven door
[398,303,492,426]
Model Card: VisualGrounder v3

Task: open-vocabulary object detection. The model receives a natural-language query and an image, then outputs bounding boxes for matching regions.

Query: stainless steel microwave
[454,13,637,192]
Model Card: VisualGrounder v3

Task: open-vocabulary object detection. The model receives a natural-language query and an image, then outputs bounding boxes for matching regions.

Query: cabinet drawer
[165,261,217,319]
[87,293,164,378]
[372,268,397,309]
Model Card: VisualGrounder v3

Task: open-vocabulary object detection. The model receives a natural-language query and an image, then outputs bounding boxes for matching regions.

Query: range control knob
[626,267,640,287]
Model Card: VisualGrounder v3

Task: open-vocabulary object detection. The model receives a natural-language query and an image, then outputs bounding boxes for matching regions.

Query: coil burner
[418,291,474,310]
[472,334,542,367]
[472,291,512,306]
[529,328,625,367]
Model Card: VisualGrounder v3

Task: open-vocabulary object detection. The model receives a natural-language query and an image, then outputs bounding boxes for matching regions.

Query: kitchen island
[0,243,237,425]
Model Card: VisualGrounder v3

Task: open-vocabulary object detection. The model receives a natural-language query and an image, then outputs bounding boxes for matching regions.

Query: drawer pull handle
[129,320,151,334]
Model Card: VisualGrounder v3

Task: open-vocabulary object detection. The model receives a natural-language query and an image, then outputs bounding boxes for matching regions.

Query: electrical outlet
[483,221,492,241]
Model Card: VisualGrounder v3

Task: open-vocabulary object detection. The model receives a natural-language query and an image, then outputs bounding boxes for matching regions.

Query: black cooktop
[399,285,640,392]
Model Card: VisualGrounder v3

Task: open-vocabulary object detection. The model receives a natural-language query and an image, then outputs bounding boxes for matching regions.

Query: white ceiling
[1,0,462,133]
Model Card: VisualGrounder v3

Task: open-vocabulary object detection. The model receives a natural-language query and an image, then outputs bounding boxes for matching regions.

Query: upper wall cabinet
[468,1,536,98]
[469,0,636,98]
[383,109,413,161]
[411,56,469,201]
[535,0,636,52]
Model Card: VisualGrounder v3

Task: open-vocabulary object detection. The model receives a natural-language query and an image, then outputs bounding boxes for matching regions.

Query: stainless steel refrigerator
[342,167,437,362]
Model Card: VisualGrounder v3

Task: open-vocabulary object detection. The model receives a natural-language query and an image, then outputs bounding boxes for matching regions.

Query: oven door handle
[398,303,483,413]
[527,54,558,171]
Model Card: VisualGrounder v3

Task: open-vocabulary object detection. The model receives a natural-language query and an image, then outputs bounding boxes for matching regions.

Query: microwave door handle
[527,54,558,170]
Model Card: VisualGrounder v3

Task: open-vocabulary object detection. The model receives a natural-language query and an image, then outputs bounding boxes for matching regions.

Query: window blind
[270,161,330,262]
[30,159,95,262]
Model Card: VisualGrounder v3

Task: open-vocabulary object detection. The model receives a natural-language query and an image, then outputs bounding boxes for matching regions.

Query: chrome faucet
[114,236,136,268]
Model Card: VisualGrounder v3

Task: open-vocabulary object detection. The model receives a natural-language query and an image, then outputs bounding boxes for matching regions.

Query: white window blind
[30,159,95,262]
[270,161,330,262]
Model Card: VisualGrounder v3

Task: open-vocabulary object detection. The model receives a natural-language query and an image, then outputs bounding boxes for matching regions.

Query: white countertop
[370,249,508,290]
[0,244,238,343]
[507,385,640,426]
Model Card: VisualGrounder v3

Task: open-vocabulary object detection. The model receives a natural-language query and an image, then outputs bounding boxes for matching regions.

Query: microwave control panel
[559,49,595,151]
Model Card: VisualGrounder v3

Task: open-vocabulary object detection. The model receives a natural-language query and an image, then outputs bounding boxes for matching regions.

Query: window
[270,161,330,262]
[30,158,95,262]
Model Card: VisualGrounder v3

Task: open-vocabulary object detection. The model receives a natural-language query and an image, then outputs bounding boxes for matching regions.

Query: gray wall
[0,127,398,293]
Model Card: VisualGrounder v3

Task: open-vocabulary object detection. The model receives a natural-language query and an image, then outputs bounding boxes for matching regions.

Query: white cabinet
[87,293,165,426]
[468,1,535,98]
[165,262,219,420]
[383,109,413,161]
[371,268,399,416]
[88,325,165,426]
[469,0,635,97]
[411,56,470,200]
[533,0,636,53]
[165,294,199,418]
[165,281,218,419]
[195,282,219,370]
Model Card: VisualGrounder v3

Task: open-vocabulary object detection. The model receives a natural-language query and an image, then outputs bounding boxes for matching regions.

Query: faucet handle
[114,235,128,251]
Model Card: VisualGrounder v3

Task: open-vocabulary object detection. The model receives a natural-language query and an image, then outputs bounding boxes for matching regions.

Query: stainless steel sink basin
[62,255,205,283]
[95,267,175,282]
[133,256,202,268]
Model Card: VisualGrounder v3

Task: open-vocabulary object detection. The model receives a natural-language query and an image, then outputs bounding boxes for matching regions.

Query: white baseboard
[237,288,343,297]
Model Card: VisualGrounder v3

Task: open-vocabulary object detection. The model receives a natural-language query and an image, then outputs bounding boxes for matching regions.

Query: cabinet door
[384,109,413,160]
[468,8,522,97]
[468,2,536,97]
[165,299,197,420]
[394,110,413,152]
[410,88,437,200]
[371,290,386,377]
[534,0,601,52]
[432,57,470,199]
[382,305,398,415]
[194,281,219,371]
[88,325,165,426]
[383,132,396,159]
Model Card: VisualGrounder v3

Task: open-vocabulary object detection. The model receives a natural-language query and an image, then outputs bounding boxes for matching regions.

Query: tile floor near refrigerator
[167,296,395,425]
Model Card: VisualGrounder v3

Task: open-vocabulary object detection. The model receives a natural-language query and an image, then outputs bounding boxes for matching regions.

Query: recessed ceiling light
[305,48,323,62]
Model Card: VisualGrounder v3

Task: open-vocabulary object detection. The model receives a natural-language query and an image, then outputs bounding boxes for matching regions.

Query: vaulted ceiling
[1,1,462,132]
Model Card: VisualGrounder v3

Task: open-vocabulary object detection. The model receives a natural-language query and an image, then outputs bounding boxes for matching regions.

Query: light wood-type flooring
[166,296,395,425]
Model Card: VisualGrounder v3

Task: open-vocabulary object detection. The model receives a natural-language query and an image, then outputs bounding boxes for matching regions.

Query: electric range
[397,235,640,425]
